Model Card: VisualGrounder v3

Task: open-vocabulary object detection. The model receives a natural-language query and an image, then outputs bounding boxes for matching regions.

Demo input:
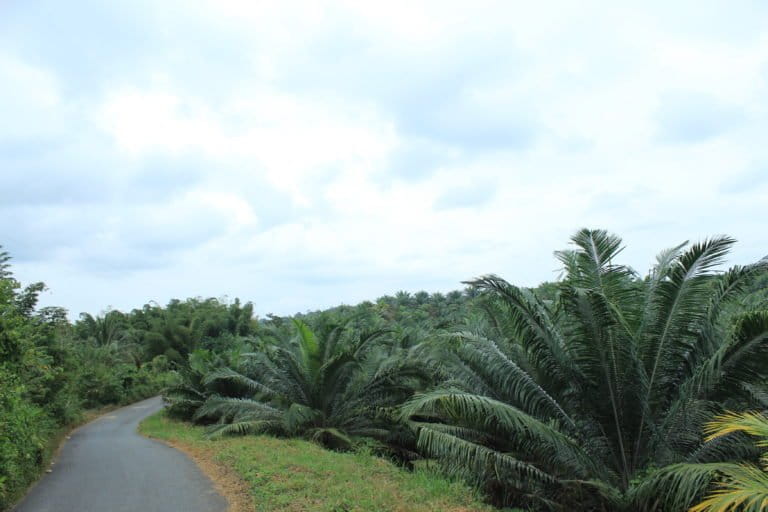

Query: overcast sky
[2,1,767,318]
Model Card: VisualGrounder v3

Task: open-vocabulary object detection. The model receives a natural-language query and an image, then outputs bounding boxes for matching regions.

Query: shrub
[0,369,54,510]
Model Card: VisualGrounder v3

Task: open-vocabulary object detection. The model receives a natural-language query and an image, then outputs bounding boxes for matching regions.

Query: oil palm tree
[193,318,431,450]
[400,229,768,510]
[77,311,126,348]
[164,345,247,420]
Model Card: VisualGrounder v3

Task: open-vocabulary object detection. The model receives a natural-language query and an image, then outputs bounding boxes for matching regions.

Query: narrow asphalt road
[12,396,227,512]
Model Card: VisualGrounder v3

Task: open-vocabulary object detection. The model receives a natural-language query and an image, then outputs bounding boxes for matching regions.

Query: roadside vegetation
[0,247,254,509]
[140,411,498,512]
[2,229,767,511]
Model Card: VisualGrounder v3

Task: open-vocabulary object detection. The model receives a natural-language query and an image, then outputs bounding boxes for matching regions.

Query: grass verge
[139,411,498,512]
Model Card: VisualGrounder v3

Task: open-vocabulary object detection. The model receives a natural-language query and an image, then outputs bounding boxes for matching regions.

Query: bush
[77,361,127,407]
[0,369,54,510]
[121,360,177,404]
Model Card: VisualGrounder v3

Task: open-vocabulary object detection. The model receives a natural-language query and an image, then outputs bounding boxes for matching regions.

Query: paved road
[12,396,227,512]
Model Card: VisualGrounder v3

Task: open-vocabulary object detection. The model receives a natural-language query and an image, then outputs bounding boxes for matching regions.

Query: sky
[2,1,767,318]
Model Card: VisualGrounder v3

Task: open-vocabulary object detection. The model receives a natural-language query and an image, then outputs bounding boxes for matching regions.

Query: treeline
[2,230,767,511]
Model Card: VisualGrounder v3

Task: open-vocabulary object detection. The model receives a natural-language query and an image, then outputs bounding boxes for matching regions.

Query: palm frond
[194,395,282,423]
[206,420,282,438]
[689,463,768,512]
[464,275,581,393]
[202,367,281,397]
[415,425,558,485]
[641,235,736,403]
[703,411,768,446]
[452,330,575,429]
[292,318,321,374]
[400,390,603,479]
[631,462,722,511]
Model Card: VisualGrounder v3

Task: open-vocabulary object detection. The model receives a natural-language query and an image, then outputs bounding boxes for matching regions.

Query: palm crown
[183,317,430,450]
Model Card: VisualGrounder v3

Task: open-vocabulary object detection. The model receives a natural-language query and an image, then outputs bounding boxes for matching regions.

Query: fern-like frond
[400,389,602,479]
[689,463,768,512]
[630,462,722,511]
[206,419,282,438]
[194,396,282,423]
[416,425,558,485]
[703,412,768,446]
[202,367,281,398]
[452,330,575,429]
[464,275,581,393]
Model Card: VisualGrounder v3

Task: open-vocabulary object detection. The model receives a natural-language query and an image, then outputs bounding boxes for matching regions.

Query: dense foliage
[2,229,766,511]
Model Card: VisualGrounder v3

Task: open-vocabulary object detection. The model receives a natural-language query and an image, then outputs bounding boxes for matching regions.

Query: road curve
[12,396,227,512]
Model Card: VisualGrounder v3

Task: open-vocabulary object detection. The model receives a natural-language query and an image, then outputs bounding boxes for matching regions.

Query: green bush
[77,361,127,407]
[0,369,54,510]
[121,360,177,404]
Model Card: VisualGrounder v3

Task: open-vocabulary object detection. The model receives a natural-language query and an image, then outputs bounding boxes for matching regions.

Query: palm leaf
[689,464,768,512]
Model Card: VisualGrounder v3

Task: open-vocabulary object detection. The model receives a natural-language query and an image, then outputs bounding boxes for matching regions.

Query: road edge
[7,399,141,512]
[138,413,251,512]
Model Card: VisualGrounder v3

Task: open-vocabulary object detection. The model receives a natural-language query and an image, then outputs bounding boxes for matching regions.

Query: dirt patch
[148,437,252,512]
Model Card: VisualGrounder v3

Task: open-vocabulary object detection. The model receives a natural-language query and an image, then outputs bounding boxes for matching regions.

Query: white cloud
[96,87,398,205]
[0,53,62,138]
[2,1,767,317]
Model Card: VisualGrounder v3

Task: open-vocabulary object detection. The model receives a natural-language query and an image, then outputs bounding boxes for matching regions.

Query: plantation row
[2,229,768,511]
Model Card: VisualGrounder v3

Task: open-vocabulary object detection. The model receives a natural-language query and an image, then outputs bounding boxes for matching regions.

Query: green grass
[139,412,501,512]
